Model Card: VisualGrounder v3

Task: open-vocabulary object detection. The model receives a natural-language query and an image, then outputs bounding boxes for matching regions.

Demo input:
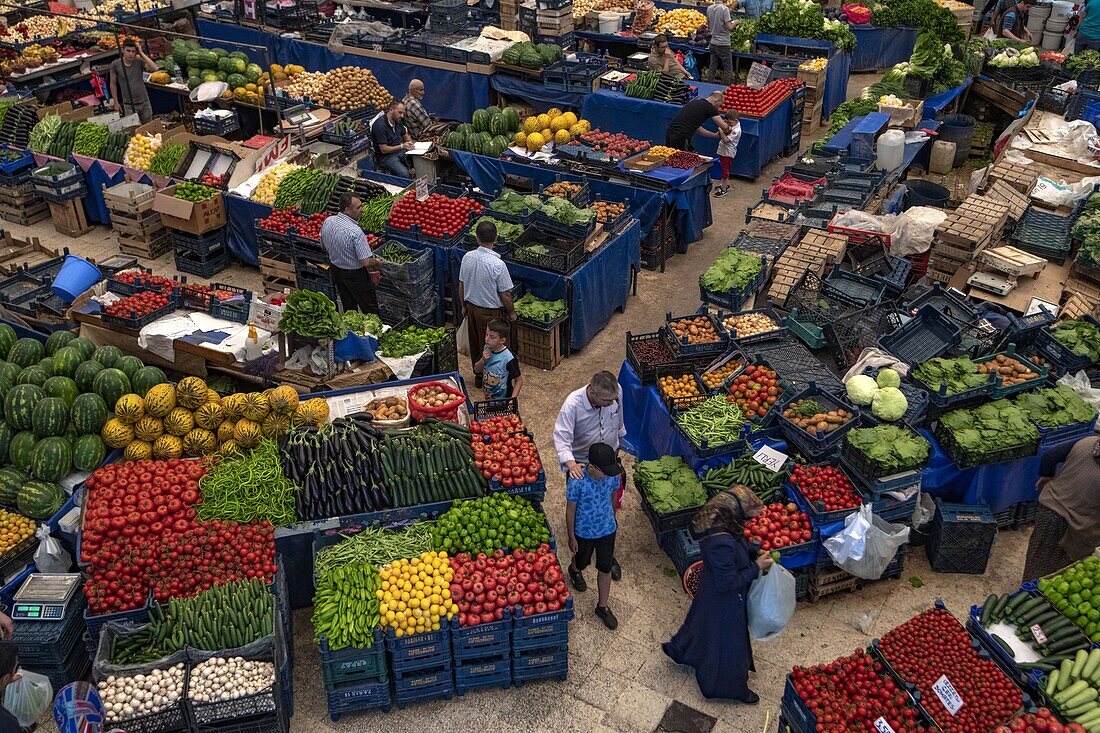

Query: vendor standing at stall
[990,0,1035,42]
[665,91,730,151]
[403,79,432,139]
[371,101,414,178]
[706,0,737,84]
[458,220,516,382]
[319,193,382,315]
[647,35,691,80]
[109,39,157,124]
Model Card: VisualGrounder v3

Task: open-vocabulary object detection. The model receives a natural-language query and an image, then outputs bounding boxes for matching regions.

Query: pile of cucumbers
[99,131,132,164]
[701,454,790,503]
[1040,648,1100,729]
[625,71,661,100]
[980,591,1091,672]
[297,171,340,215]
[46,120,77,159]
[272,166,322,210]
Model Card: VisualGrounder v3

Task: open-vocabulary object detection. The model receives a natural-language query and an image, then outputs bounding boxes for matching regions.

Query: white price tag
[746,62,771,89]
[752,445,788,472]
[874,717,897,733]
[932,675,964,715]
[415,177,429,202]
[1031,623,1048,645]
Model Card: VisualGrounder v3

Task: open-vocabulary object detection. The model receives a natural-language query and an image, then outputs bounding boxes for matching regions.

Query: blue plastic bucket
[51,255,101,302]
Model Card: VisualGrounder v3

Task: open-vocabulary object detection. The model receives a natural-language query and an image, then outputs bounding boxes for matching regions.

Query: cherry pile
[664,150,702,169]
[878,606,1023,731]
[105,291,171,319]
[578,130,650,159]
[720,78,802,116]
[790,464,863,512]
[743,502,812,551]
[386,192,483,240]
[790,648,926,733]
[257,207,330,240]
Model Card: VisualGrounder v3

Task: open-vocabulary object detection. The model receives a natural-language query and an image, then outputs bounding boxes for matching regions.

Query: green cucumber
[1074,649,1091,679]
[1049,669,1062,696]
[981,594,997,626]
[1060,660,1076,691]
[1056,680,1091,704]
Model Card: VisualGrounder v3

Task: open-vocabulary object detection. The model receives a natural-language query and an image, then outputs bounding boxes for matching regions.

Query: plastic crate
[1015,500,1039,525]
[822,266,886,308]
[386,625,452,672]
[175,246,230,279]
[716,306,787,346]
[878,305,964,365]
[393,662,455,708]
[662,310,729,357]
[822,304,906,371]
[319,631,387,689]
[374,240,434,286]
[8,592,85,666]
[925,499,997,574]
[325,677,393,720]
[193,111,240,137]
[933,420,1039,469]
[451,612,511,660]
[669,397,753,459]
[839,433,927,483]
[625,331,679,384]
[1065,87,1100,122]
[659,528,701,577]
[904,283,978,327]
[978,346,1048,399]
[506,227,588,274]
[209,285,253,325]
[910,360,995,409]
[751,335,846,398]
[782,271,854,349]
[1035,315,1100,375]
[511,644,568,685]
[170,227,227,256]
[776,383,861,461]
[532,207,596,242]
[482,192,538,225]
[1037,414,1098,450]
[512,597,573,651]
[100,300,177,331]
[788,464,863,526]
[454,652,510,695]
[699,255,768,312]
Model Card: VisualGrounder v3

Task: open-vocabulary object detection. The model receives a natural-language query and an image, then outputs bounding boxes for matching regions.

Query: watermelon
[62,423,77,447]
[226,73,246,89]
[502,107,520,132]
[15,367,48,387]
[43,376,79,407]
[489,113,510,136]
[211,47,228,58]
[51,346,83,379]
[466,135,483,155]
[32,398,68,438]
[115,356,143,381]
[0,468,24,506]
[4,384,43,432]
[68,338,96,361]
[44,331,76,356]
[92,345,122,368]
[0,377,12,403]
[131,366,168,398]
[444,131,465,150]
[37,357,53,375]
[0,325,16,360]
[456,123,475,137]
[72,434,106,472]
[17,479,64,520]
[472,109,491,133]
[8,431,35,472]
[230,50,249,61]
[30,436,71,482]
[74,360,105,393]
[71,394,108,436]
[0,421,12,464]
[93,369,130,410]
[8,338,43,368]
[0,362,18,385]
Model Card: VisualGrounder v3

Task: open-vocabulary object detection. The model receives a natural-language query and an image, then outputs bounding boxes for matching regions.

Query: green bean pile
[314,523,435,577]
[197,439,297,526]
[375,242,415,264]
[675,395,748,448]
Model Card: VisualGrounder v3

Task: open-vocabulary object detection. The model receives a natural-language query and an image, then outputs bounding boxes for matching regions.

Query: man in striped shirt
[319,192,382,314]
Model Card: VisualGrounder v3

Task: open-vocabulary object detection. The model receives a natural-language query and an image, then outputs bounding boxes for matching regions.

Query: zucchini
[1003,590,1031,617]
[1060,660,1076,691]
[1011,596,1047,621]
[1048,635,1089,655]
[991,593,1012,623]
[1049,669,1062,696]
[1065,695,1100,717]
[981,594,997,626]
[1056,680,1092,704]
[990,633,1016,658]
[1074,649,1091,679]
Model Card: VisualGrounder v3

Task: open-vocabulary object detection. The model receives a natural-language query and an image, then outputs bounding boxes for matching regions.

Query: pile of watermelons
[500,41,563,70]
[0,328,169,521]
[443,106,521,156]
[164,39,264,92]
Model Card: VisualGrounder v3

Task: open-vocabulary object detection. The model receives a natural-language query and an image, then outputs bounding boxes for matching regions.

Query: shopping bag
[747,562,796,641]
[33,524,72,574]
[823,504,910,580]
[457,317,470,357]
[5,670,53,727]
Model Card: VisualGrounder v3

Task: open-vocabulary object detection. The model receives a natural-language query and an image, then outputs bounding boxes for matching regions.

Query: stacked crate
[983,179,1030,223]
[500,0,519,29]
[321,630,393,721]
[785,85,805,156]
[9,588,91,692]
[31,162,91,237]
[0,168,46,227]
[641,205,676,271]
[511,599,571,687]
[104,182,170,260]
[766,229,847,303]
[925,499,996,574]
[987,158,1038,195]
[927,194,1009,284]
[375,241,437,326]
[292,236,338,302]
[258,230,296,295]
[516,316,566,370]
[535,0,574,45]
[170,228,231,277]
[452,614,511,696]
[389,626,455,709]
[797,65,826,137]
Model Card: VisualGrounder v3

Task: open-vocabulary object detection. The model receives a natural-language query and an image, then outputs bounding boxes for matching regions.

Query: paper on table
[406,142,434,156]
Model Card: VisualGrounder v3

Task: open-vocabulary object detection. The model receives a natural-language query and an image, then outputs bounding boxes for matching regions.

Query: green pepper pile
[173,181,218,202]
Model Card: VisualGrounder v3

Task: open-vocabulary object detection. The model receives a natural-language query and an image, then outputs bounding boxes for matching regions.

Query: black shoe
[610,559,622,582]
[714,186,729,198]
[740,691,760,705]
[595,605,618,630]
[474,375,483,388]
[569,566,587,592]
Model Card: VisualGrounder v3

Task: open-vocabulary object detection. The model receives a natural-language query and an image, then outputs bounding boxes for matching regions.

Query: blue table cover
[490,73,589,112]
[581,84,791,180]
[922,77,973,119]
[196,19,491,122]
[448,149,712,246]
[848,25,918,72]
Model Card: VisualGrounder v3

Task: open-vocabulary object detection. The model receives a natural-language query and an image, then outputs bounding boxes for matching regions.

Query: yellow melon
[554,129,571,145]
[536,113,550,130]
[522,117,540,134]
[526,132,545,152]
[563,111,578,126]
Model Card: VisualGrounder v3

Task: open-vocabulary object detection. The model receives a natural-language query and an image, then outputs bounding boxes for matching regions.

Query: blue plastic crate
[839,445,924,492]
[0,149,33,174]
[451,611,511,660]
[715,305,787,346]
[776,382,861,461]
[878,305,964,365]
[998,307,1056,350]
[659,528,701,577]
[326,677,393,720]
[319,630,388,688]
[511,644,568,684]
[1037,414,1098,450]
[512,597,573,651]
[386,626,452,672]
[767,529,819,571]
[699,255,768,312]
[393,663,455,708]
[1036,314,1100,375]
[454,652,510,695]
[874,493,918,523]
[662,310,730,357]
[787,464,862,527]
[83,592,151,636]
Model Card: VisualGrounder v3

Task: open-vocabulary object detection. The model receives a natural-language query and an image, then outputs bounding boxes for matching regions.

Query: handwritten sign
[746,62,771,90]
[752,445,787,472]
[253,136,291,175]
[874,717,897,733]
[932,675,964,715]
[415,177,429,202]
[1030,623,1048,645]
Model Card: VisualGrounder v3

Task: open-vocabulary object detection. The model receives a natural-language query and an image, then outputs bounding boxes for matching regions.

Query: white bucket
[1042,30,1065,48]
[598,12,624,33]
[1050,1,1074,21]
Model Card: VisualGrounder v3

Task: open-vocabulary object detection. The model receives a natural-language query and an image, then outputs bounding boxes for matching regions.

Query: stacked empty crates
[31,161,91,237]
[536,0,574,47]
[171,228,231,277]
[256,224,296,295]
[293,235,338,302]
[375,241,437,326]
[785,84,805,156]
[452,612,511,696]
[104,181,170,260]
[0,150,45,226]
[5,571,91,692]
[797,64,826,137]
[641,205,676,271]
[925,499,996,574]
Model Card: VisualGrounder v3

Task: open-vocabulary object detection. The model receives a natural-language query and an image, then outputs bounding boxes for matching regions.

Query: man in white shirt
[458,220,516,381]
[554,370,627,580]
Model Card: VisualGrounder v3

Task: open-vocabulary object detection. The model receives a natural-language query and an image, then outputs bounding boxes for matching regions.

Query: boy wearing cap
[565,441,622,630]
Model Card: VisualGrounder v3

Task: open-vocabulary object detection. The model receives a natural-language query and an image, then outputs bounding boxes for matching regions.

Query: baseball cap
[588,442,622,476]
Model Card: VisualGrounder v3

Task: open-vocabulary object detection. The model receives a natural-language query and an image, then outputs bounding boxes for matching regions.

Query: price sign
[932,675,964,715]
[874,717,897,733]
[415,176,429,202]
[752,445,787,472]
[254,136,291,175]
[746,62,771,89]
[1031,623,1048,645]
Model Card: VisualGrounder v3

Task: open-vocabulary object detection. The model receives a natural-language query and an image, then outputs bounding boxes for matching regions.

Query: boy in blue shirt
[565,441,622,630]
[474,318,522,400]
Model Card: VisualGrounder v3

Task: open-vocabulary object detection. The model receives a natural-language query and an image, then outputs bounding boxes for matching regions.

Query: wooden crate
[0,232,60,275]
[980,245,1045,278]
[933,194,1009,250]
[47,198,92,238]
[0,198,48,226]
[1062,291,1099,320]
[984,179,1030,222]
[118,230,172,259]
[808,567,859,603]
[516,321,563,371]
[988,158,1039,195]
[796,66,826,90]
[766,228,847,302]
[0,181,38,207]
[110,207,165,240]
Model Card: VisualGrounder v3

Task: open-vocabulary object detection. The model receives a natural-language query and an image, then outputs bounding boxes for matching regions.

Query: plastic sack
[914,491,936,529]
[891,206,947,257]
[1058,370,1100,410]
[682,51,697,79]
[5,670,53,728]
[33,524,71,574]
[334,332,378,363]
[842,3,872,23]
[746,563,796,641]
[457,317,470,357]
[823,505,910,580]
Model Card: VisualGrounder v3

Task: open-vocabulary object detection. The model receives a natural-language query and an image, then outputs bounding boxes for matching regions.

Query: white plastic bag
[1058,370,1100,410]
[457,317,470,357]
[33,524,71,574]
[823,505,910,581]
[4,670,52,727]
[747,563,796,641]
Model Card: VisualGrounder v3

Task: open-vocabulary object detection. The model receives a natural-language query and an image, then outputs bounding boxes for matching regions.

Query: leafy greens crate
[698,254,768,312]
[933,420,1039,469]
[505,226,588,274]
[910,358,996,409]
[636,471,707,536]
[1034,314,1100,375]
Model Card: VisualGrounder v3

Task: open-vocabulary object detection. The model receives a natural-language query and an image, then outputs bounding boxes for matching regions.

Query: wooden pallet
[0,232,59,274]
[0,199,48,226]
[766,229,847,302]
[47,198,92,238]
[980,245,1046,278]
[988,158,1039,195]
[985,180,1030,222]
[118,231,172,259]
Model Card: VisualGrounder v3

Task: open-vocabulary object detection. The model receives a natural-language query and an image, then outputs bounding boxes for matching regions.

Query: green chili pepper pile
[674,395,748,447]
[196,439,297,525]
[314,522,435,576]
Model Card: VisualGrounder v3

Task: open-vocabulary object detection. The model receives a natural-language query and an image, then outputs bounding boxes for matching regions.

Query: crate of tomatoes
[743,495,817,569]
[474,428,546,497]
[722,360,788,427]
[101,291,177,331]
[719,78,800,118]
[787,463,864,527]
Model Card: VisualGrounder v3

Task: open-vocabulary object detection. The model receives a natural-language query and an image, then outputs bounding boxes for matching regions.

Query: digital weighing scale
[10,574,82,621]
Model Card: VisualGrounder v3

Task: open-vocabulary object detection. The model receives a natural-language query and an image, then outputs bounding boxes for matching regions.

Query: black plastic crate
[925,499,996,574]
[904,283,978,328]
[170,228,227,256]
[1035,314,1100,375]
[751,334,846,397]
[878,305,964,365]
[175,246,230,279]
[933,421,1038,469]
[101,300,178,331]
[822,265,886,307]
[699,254,768,312]
[210,284,253,324]
[193,111,241,137]
[9,592,85,666]
[625,330,681,384]
[822,304,905,371]
[506,227,587,274]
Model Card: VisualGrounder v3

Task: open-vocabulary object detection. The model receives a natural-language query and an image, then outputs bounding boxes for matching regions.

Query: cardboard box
[249,294,286,332]
[152,184,226,235]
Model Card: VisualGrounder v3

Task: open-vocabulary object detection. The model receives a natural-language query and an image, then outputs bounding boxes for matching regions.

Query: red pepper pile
[578,130,650,159]
[257,207,330,240]
[999,709,1083,733]
[386,192,482,240]
[81,460,277,614]
[112,270,174,295]
[879,606,1023,731]
[790,648,925,733]
[664,150,701,169]
[449,545,569,627]
[200,172,224,187]
[472,430,543,489]
[720,78,801,116]
[105,291,171,319]
[470,414,526,439]
[791,464,862,512]
[743,502,811,551]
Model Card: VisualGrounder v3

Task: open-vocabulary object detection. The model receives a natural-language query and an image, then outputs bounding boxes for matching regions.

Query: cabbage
[871,387,908,422]
[876,368,900,389]
[846,375,879,406]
